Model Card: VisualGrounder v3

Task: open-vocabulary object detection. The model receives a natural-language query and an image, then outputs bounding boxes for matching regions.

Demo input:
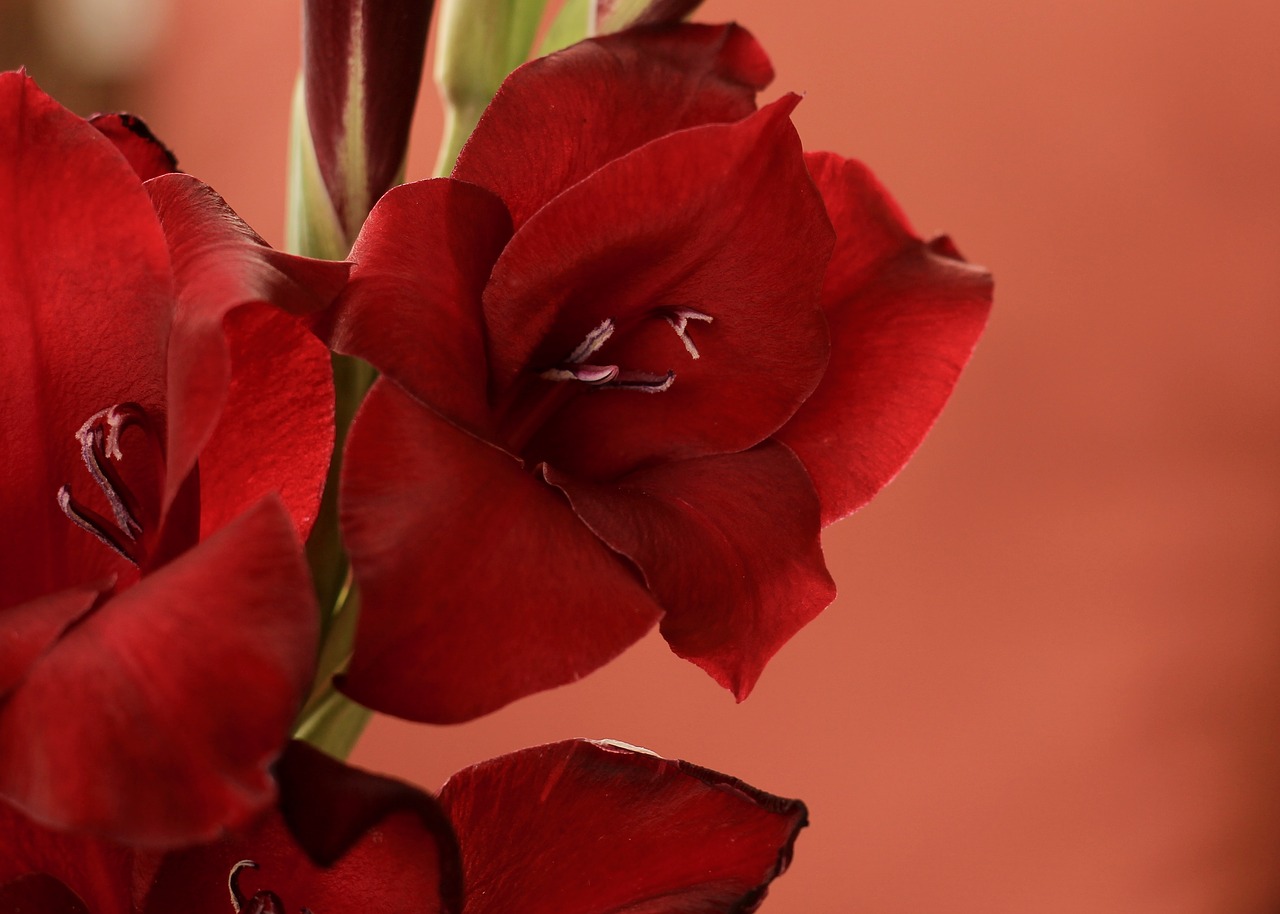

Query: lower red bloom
[1,740,806,914]
[0,72,347,847]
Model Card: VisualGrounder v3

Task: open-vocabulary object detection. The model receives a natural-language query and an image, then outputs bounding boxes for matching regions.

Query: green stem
[295,580,372,759]
[295,686,373,760]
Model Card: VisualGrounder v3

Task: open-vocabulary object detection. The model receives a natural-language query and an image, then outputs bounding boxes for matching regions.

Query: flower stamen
[57,403,152,565]
[565,318,615,364]
[663,308,713,360]
[74,404,145,538]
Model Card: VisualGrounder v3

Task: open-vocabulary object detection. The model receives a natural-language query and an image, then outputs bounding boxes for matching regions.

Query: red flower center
[495,307,713,456]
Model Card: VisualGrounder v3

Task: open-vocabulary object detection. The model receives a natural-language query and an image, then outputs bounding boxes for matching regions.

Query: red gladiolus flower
[325,24,992,724]
[0,72,348,847]
[1,739,805,914]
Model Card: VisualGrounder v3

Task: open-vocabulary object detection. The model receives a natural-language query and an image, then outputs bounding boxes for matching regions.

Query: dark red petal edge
[439,739,807,914]
[88,113,179,181]
[275,740,463,905]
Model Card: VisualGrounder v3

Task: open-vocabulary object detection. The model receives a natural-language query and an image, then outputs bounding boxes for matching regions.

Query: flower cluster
[0,2,990,911]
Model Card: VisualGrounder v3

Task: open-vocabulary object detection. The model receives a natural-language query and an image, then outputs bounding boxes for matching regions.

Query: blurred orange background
[7,0,1280,911]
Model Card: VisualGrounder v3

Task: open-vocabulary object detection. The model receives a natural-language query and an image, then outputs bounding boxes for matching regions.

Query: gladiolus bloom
[325,24,991,724]
[0,72,347,847]
[1,739,805,914]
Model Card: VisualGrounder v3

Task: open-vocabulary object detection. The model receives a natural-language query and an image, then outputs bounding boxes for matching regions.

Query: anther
[608,370,676,393]
[540,364,620,385]
[663,308,713,360]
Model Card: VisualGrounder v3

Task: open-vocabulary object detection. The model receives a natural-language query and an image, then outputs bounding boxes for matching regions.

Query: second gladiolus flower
[322,24,991,724]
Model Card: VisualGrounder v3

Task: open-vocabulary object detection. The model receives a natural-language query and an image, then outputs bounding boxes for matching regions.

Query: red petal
[440,739,807,914]
[338,380,663,723]
[0,587,103,697]
[547,441,835,700]
[777,153,993,525]
[0,72,173,604]
[0,802,134,914]
[147,764,450,914]
[453,23,772,229]
[302,0,432,234]
[274,742,461,891]
[145,174,348,534]
[485,98,832,480]
[88,113,178,181]
[324,178,512,436]
[0,497,318,848]
[194,303,334,541]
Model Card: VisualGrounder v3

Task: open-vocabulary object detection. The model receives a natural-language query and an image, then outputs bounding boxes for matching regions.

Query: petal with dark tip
[338,380,663,723]
[440,739,807,914]
[777,152,993,525]
[0,497,318,848]
[273,740,461,897]
[453,23,772,229]
[547,441,835,700]
[88,113,178,181]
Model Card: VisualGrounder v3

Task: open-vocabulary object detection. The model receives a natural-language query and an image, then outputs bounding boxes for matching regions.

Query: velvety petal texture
[0,498,317,846]
[441,739,807,914]
[776,152,993,524]
[0,73,335,847]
